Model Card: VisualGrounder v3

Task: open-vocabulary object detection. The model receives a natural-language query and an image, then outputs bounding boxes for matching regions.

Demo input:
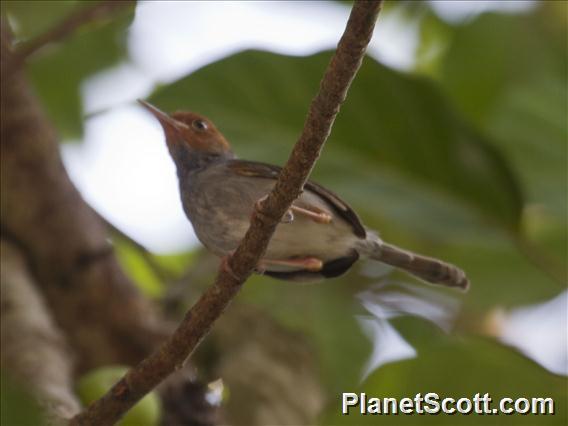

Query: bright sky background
[61,0,565,378]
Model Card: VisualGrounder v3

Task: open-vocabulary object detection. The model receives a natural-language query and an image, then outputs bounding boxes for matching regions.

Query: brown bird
[140,100,469,290]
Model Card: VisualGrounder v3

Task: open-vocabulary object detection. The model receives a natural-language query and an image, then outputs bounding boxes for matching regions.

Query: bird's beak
[137,99,188,143]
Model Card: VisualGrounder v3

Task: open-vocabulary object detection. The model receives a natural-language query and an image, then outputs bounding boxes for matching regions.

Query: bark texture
[1,239,81,425]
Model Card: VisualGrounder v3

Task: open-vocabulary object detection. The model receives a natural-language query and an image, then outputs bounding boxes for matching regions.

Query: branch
[15,0,134,59]
[70,1,384,424]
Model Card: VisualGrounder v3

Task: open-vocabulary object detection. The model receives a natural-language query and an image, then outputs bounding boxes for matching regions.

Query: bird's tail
[362,238,469,290]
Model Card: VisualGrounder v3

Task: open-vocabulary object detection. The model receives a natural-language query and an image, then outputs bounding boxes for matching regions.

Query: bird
[139,100,469,290]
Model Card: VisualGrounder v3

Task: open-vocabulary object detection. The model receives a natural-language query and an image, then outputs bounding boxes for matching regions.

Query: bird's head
[139,100,234,170]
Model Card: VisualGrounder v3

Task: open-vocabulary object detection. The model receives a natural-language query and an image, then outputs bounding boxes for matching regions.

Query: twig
[15,0,134,59]
[69,1,384,424]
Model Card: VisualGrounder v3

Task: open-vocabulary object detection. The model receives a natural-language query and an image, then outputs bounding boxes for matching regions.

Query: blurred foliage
[113,235,198,299]
[0,374,43,426]
[438,8,567,227]
[3,0,135,139]
[114,239,164,298]
[3,1,566,425]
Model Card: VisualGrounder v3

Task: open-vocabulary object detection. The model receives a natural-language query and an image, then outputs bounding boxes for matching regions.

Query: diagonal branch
[15,0,134,59]
[70,1,384,424]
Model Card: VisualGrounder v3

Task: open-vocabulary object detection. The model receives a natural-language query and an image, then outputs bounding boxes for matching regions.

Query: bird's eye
[192,120,208,131]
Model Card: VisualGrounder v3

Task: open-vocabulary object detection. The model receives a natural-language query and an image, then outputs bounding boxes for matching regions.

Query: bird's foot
[220,253,241,281]
[290,205,332,224]
[281,209,294,224]
[253,195,294,224]
[258,257,324,272]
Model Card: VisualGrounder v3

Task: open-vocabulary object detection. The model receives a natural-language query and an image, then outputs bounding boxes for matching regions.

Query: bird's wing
[226,159,367,238]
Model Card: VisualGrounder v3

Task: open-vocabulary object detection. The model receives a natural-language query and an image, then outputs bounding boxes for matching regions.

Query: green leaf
[114,240,164,298]
[149,49,523,231]
[440,8,566,127]
[0,374,43,426]
[323,325,567,425]
[438,6,567,220]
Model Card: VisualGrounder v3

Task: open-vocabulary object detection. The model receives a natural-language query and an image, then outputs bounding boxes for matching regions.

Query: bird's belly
[266,217,358,261]
[182,169,361,265]
[188,207,246,257]
[190,206,358,264]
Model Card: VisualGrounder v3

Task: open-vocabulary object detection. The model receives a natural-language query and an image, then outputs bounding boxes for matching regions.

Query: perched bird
[140,100,469,290]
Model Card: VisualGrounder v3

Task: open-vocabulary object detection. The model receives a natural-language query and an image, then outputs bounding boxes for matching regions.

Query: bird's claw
[220,254,241,281]
[254,195,294,224]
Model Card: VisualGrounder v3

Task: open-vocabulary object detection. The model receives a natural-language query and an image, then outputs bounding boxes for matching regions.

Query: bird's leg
[258,257,324,272]
[253,197,331,224]
[290,204,332,224]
